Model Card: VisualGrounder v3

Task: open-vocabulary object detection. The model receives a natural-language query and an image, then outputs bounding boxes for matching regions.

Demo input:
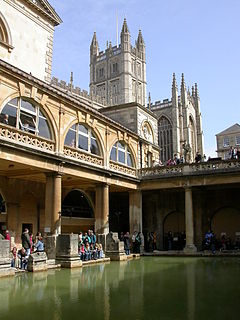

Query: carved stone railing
[109,161,137,177]
[140,159,240,179]
[0,124,55,152]
[63,146,103,166]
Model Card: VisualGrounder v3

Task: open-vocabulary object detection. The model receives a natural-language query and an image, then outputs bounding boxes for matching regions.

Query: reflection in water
[0,258,240,320]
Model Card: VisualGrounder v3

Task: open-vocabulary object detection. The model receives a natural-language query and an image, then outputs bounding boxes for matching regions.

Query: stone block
[45,235,57,260]
[27,252,47,272]
[105,232,126,261]
[56,234,82,268]
[0,240,13,277]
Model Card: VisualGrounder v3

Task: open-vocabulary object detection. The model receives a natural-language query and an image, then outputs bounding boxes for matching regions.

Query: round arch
[0,12,13,48]
[211,206,240,240]
[62,189,94,219]
[141,120,154,144]
[163,210,185,250]
[0,96,56,142]
[63,121,104,157]
[109,139,137,168]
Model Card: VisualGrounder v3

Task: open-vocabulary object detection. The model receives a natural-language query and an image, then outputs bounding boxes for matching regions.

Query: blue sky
[50,0,240,157]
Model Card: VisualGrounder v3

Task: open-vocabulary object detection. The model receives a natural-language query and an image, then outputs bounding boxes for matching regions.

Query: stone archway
[163,211,185,250]
[61,190,95,234]
[211,207,240,241]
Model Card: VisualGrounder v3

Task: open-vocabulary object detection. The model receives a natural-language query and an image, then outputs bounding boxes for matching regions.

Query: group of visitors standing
[120,231,142,255]
[78,230,103,261]
[11,228,44,269]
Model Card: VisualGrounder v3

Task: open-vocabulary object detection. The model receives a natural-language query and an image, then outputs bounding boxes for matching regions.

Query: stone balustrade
[0,124,55,152]
[140,159,240,179]
[63,146,104,166]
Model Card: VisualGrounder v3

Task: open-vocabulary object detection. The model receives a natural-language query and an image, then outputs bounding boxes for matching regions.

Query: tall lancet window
[158,116,173,163]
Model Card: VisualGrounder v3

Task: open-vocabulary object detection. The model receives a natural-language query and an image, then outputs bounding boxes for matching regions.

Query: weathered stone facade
[0,0,61,82]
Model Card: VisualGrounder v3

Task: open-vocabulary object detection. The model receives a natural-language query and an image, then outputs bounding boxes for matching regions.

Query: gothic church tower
[90,19,147,106]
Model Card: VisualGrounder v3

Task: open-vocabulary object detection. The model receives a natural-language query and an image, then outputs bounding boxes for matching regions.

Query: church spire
[137,29,145,46]
[121,18,130,34]
[90,32,99,56]
[120,18,130,52]
[195,83,199,98]
[172,73,177,90]
[181,73,186,92]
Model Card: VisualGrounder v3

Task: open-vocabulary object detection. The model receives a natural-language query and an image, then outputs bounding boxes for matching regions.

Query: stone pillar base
[45,235,58,260]
[184,244,197,253]
[106,252,127,261]
[56,257,82,268]
[0,268,15,278]
[56,234,82,268]
[27,252,48,272]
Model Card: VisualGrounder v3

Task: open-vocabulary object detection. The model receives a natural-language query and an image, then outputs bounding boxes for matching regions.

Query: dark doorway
[109,192,129,234]
[62,190,94,218]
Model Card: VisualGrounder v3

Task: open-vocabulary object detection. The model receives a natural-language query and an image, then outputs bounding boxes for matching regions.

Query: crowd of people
[78,230,103,261]
[120,231,142,255]
[11,228,44,269]
[202,230,240,253]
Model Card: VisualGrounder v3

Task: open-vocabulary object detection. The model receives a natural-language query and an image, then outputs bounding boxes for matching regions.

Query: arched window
[0,97,52,140]
[158,116,173,163]
[189,117,196,160]
[110,141,134,167]
[0,13,13,51]
[64,123,100,156]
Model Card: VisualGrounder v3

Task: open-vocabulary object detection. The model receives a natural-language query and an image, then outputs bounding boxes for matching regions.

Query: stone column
[45,173,62,235]
[129,190,144,253]
[52,173,62,235]
[129,190,142,235]
[184,187,197,252]
[95,183,109,234]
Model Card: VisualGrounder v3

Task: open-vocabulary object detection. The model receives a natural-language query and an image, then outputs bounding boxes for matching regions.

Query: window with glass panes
[223,137,230,147]
[0,97,52,139]
[64,123,100,156]
[236,136,240,146]
[158,116,173,163]
[110,141,134,167]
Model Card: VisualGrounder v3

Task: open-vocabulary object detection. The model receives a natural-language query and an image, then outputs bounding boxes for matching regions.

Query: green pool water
[0,257,239,320]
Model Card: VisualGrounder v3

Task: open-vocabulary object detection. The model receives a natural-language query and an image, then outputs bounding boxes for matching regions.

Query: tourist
[2,114,9,125]
[78,232,83,243]
[195,151,202,163]
[135,232,142,253]
[11,246,20,268]
[120,232,124,241]
[132,231,137,253]
[5,230,10,241]
[29,232,33,253]
[153,232,157,251]
[79,243,85,260]
[97,243,103,259]
[34,236,44,252]
[123,232,130,255]
[21,228,31,256]
[90,230,96,247]
[85,243,91,261]
[220,234,226,251]
[17,248,28,270]
[167,231,173,250]
[90,243,97,260]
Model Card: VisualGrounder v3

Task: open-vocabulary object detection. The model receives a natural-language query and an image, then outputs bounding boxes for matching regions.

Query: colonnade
[44,172,197,252]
